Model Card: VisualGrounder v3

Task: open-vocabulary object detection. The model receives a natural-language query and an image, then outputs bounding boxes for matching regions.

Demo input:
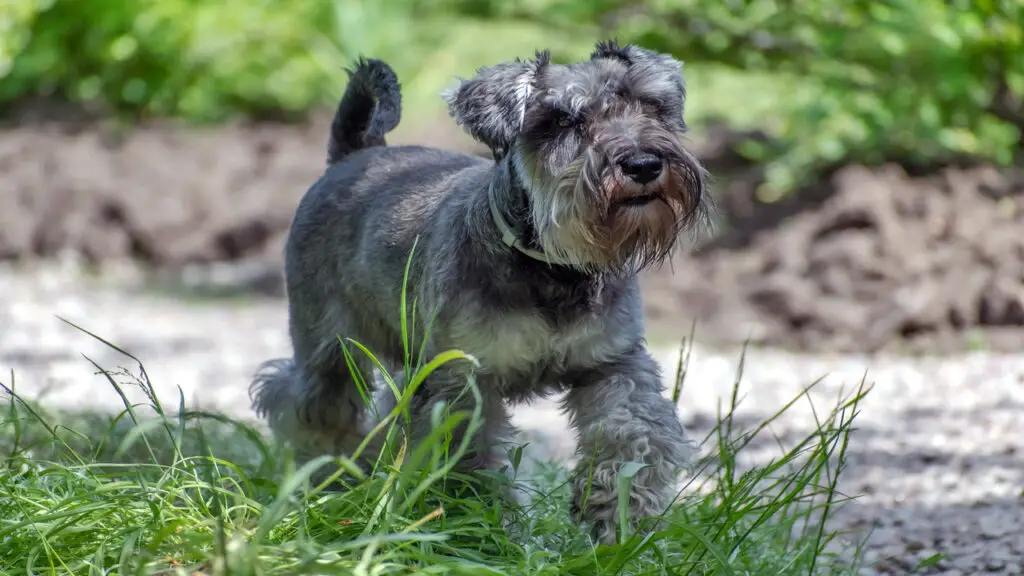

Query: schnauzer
[251,40,710,544]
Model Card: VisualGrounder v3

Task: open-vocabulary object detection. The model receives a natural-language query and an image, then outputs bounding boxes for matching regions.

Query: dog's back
[308,56,489,292]
[318,57,488,229]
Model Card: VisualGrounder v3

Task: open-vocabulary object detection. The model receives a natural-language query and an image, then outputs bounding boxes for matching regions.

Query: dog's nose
[620,154,663,184]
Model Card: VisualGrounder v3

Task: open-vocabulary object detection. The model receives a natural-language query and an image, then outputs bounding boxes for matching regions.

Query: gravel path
[2,259,1022,575]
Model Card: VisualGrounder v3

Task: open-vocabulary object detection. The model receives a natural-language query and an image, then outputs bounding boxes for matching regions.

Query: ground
[1,110,1023,574]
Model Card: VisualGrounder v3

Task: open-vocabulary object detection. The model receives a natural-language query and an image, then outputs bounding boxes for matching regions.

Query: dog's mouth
[616,193,658,208]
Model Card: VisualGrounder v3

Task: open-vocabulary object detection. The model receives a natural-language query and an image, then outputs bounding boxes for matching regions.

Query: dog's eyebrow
[631,92,672,113]
[543,99,580,119]
[598,78,619,98]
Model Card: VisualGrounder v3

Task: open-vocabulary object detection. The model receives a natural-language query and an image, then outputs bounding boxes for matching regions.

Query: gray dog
[251,40,710,544]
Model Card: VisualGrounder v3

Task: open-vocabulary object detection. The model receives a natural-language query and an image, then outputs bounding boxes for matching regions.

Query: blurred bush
[459,0,1024,193]
[0,0,425,122]
[0,0,574,128]
[1,0,1021,192]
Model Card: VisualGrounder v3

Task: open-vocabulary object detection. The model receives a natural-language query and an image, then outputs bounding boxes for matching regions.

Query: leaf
[508,443,527,475]
[615,461,648,544]
[915,553,946,569]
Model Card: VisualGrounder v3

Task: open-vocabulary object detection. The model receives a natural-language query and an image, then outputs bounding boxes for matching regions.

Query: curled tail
[327,57,402,165]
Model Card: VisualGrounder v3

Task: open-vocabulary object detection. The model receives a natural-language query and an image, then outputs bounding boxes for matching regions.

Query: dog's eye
[553,110,577,129]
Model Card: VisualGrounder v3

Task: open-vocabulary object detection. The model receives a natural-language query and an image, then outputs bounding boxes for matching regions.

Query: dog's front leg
[400,367,532,516]
[562,347,694,544]
[405,369,519,474]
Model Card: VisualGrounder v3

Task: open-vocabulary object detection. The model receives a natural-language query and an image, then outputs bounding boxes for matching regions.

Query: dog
[251,40,710,544]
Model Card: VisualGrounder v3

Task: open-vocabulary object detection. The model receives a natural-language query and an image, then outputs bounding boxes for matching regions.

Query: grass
[0,319,872,575]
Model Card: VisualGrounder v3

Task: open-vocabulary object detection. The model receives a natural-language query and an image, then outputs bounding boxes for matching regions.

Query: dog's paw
[569,460,672,545]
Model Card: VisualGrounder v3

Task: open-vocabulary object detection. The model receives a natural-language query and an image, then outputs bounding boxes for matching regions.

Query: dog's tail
[327,57,402,165]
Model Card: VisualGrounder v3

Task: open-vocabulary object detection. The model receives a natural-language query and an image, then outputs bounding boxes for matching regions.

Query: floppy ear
[591,39,687,130]
[443,50,550,160]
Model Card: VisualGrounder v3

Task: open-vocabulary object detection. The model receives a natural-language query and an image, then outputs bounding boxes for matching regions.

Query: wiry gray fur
[251,40,711,545]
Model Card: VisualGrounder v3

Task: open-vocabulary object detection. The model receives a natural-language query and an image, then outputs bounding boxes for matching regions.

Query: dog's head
[443,40,709,274]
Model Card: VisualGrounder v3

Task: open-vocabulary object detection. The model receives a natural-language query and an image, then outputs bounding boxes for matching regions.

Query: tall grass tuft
[1,312,870,574]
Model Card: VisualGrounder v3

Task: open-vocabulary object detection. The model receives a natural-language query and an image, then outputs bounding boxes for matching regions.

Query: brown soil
[3,107,1023,354]
[642,156,1024,354]
[0,101,486,268]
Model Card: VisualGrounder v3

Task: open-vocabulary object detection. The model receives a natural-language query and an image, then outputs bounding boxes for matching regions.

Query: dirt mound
[0,104,485,272]
[0,117,319,267]
[642,162,1024,353]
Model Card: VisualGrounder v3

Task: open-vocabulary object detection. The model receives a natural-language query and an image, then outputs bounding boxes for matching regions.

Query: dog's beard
[522,142,705,276]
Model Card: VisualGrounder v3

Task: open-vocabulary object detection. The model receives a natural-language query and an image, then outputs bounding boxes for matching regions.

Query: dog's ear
[591,39,682,74]
[443,50,550,160]
[592,40,687,130]
[590,39,634,63]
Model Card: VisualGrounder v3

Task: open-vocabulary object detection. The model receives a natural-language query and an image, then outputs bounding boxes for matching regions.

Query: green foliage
[427,0,1024,191]
[0,0,577,128]
[0,0,424,122]
[524,0,1024,191]
[2,0,1020,190]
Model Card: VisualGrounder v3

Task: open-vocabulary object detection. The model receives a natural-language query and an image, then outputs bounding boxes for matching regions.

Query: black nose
[620,154,663,184]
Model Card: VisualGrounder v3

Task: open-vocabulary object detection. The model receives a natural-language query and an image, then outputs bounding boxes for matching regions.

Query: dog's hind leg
[250,344,388,479]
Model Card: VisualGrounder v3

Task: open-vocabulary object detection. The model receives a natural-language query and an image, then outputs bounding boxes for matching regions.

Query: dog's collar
[487,182,569,266]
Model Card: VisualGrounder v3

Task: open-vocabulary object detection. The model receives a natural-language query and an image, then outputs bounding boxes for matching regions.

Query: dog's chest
[450,311,622,385]
[443,259,634,388]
